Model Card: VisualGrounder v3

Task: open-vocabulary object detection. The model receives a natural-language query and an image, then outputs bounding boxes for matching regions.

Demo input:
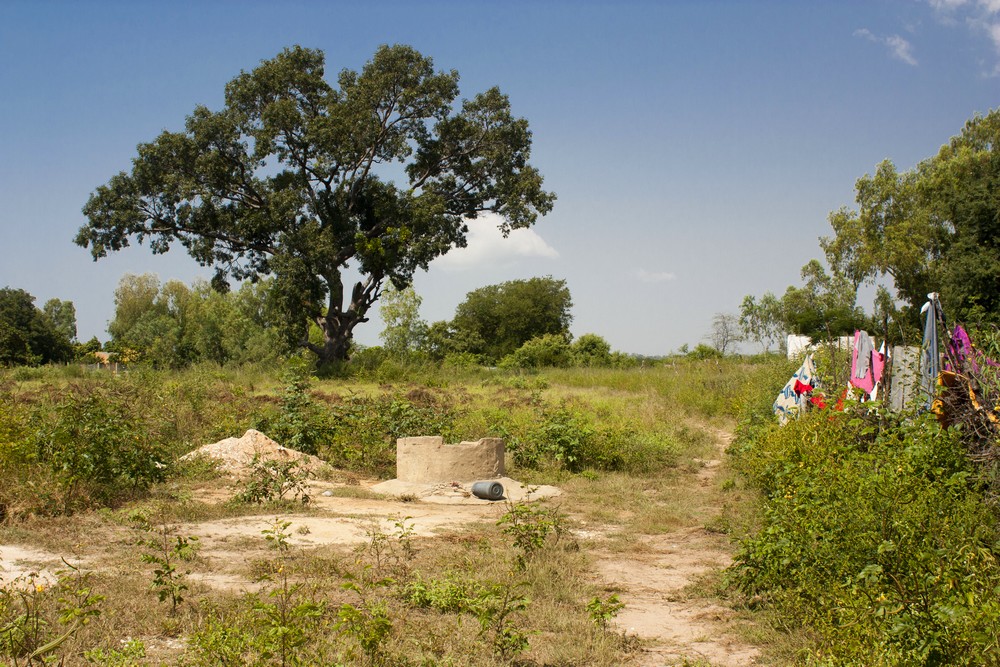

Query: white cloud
[633,268,676,284]
[432,215,559,270]
[925,0,1000,71]
[887,35,919,64]
[980,0,1000,15]
[854,28,918,65]
[929,0,970,10]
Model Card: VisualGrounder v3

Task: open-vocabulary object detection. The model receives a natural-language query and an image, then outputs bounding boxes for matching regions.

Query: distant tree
[739,293,784,352]
[75,45,555,365]
[779,260,865,339]
[421,320,458,361]
[500,333,572,369]
[42,299,77,343]
[0,288,72,365]
[708,313,743,355]
[688,343,723,360]
[450,276,572,363]
[821,109,1000,326]
[106,273,289,367]
[74,336,103,362]
[379,285,428,356]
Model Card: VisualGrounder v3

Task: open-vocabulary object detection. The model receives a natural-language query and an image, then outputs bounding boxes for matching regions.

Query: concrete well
[396,436,505,484]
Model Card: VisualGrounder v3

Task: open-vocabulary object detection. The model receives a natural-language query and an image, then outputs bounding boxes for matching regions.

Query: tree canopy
[445,276,572,364]
[0,288,74,366]
[106,273,289,367]
[822,108,1000,327]
[76,45,555,364]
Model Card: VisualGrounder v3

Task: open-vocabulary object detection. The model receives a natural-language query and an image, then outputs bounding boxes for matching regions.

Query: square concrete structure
[396,436,505,484]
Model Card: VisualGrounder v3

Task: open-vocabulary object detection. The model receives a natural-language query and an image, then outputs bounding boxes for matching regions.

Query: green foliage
[268,359,324,455]
[135,518,200,614]
[77,45,555,364]
[378,285,428,356]
[587,593,625,630]
[740,293,785,353]
[822,109,1000,328]
[471,582,531,660]
[105,274,290,368]
[32,386,167,510]
[231,456,311,505]
[499,333,572,369]
[730,407,1000,665]
[687,343,723,360]
[498,500,564,570]
[449,276,573,363]
[84,638,146,665]
[0,563,104,666]
[0,287,73,366]
[570,333,613,367]
[322,394,454,476]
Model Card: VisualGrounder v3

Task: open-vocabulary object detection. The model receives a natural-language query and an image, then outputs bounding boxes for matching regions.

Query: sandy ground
[592,429,760,667]
[0,429,759,665]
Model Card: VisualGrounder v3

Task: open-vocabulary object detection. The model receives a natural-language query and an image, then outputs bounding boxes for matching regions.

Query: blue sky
[2,0,999,355]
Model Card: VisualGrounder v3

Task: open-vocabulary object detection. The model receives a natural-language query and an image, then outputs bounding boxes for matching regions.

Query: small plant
[471,582,531,660]
[135,518,199,614]
[497,499,564,569]
[335,598,393,665]
[232,456,310,504]
[248,518,325,667]
[0,561,104,666]
[262,517,293,553]
[587,593,625,630]
[358,516,417,578]
[84,638,146,665]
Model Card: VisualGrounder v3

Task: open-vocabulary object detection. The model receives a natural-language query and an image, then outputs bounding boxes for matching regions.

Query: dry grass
[0,359,782,666]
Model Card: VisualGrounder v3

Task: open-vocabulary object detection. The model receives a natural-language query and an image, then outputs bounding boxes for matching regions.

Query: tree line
[1,274,631,371]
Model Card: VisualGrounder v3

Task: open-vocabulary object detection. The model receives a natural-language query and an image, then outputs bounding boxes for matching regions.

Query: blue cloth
[920,293,941,409]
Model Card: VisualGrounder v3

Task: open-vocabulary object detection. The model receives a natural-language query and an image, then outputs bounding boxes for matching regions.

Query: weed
[497,499,564,570]
[83,638,146,665]
[232,456,310,505]
[134,518,199,614]
[471,581,531,660]
[0,561,104,666]
[587,593,625,630]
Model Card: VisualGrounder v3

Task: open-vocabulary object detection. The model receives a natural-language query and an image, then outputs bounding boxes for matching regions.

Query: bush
[499,334,572,370]
[729,406,1000,665]
[32,386,167,511]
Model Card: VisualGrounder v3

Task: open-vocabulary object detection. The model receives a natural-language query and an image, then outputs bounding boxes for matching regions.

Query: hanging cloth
[850,330,884,397]
[773,353,819,425]
[920,293,942,409]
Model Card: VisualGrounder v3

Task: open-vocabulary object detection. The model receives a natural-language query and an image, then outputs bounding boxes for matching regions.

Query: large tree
[821,109,1000,325]
[76,45,555,363]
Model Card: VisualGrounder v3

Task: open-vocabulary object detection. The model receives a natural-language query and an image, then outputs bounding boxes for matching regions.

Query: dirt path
[592,427,760,667]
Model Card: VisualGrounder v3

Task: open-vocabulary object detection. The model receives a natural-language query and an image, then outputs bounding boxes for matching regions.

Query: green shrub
[32,386,167,511]
[499,334,572,370]
[322,394,455,476]
[729,407,1000,665]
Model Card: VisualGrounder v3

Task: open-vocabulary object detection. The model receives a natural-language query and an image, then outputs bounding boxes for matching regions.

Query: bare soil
[590,428,760,667]
[0,426,760,665]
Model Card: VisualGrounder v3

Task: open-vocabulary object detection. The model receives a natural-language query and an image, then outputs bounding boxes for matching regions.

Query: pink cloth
[849,331,885,396]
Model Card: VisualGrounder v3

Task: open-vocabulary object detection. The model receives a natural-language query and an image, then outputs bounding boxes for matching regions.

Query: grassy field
[0,357,791,666]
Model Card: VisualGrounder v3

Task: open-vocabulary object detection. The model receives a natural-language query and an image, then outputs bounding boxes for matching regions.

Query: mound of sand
[182,429,327,476]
